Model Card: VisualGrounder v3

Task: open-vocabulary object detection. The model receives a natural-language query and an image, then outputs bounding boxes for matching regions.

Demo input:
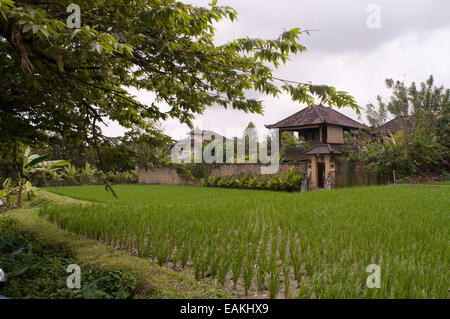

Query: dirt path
[37,190,95,204]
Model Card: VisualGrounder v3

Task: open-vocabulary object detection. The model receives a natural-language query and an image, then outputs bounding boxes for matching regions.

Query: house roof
[265,105,364,129]
[371,116,410,135]
[304,143,345,155]
[179,129,233,144]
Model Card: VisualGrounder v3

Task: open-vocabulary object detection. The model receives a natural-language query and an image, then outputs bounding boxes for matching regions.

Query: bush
[32,163,139,187]
[239,176,249,189]
[229,178,239,188]
[203,167,302,192]
[184,163,212,179]
[248,178,258,189]
[438,171,450,181]
[202,175,221,187]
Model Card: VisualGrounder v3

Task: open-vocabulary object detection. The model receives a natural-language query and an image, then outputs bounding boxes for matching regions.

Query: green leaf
[24,153,51,169]
[23,23,32,33]
[32,24,39,34]
[8,264,31,277]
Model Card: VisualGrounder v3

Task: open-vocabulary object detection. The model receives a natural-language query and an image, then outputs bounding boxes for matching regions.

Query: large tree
[366,75,449,142]
[0,0,359,170]
[348,75,449,179]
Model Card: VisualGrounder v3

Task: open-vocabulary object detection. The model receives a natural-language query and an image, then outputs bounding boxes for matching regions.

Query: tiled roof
[266,105,364,129]
[304,143,345,155]
[371,116,410,135]
[179,129,233,144]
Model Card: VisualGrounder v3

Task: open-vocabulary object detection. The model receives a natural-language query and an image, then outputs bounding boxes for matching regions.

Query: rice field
[41,184,449,298]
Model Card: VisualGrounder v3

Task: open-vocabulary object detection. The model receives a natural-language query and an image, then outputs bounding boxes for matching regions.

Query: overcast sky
[101,0,450,140]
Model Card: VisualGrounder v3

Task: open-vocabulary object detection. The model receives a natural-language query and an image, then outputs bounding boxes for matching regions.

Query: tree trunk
[17,178,23,207]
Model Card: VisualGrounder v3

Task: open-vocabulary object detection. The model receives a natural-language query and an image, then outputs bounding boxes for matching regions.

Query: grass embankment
[43,184,450,298]
[0,216,137,299]
[2,194,231,299]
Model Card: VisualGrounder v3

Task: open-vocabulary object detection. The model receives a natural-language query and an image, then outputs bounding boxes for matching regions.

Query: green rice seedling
[270,231,278,261]
[256,258,267,292]
[278,230,288,263]
[210,253,221,278]
[41,184,449,298]
[290,250,302,287]
[135,226,148,258]
[242,259,254,296]
[193,254,203,280]
[205,244,217,276]
[268,260,280,299]
[157,241,171,266]
[173,245,181,266]
[288,231,302,286]
[256,234,268,291]
[243,243,258,294]
[150,237,159,262]
[234,242,247,277]
[142,239,151,259]
[231,254,244,288]
[198,253,210,279]
[189,238,200,260]
[283,261,291,298]
[180,244,190,268]
[218,256,232,286]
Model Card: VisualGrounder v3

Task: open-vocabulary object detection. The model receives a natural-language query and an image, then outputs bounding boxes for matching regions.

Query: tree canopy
[366,75,449,133]
[1,0,359,171]
[346,75,449,179]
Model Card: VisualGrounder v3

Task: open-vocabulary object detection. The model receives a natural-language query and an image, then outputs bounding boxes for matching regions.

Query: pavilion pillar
[310,155,318,189]
[324,154,331,186]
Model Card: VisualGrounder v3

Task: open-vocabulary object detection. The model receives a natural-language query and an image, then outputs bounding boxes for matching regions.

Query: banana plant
[0,178,15,207]
[17,146,69,206]
[81,162,97,183]
[62,164,79,185]
[22,181,38,201]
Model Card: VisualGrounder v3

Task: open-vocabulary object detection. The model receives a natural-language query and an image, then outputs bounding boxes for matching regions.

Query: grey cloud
[192,0,450,53]
[104,1,450,139]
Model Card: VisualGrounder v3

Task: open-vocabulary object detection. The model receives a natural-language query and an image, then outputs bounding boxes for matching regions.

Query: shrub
[206,176,221,187]
[185,163,212,179]
[32,163,139,187]
[248,178,258,189]
[203,167,302,192]
[229,178,239,188]
[256,180,267,189]
[268,178,280,190]
[217,178,227,188]
[238,176,249,189]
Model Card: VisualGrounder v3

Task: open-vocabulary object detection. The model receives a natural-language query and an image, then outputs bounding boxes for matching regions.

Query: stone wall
[139,163,306,185]
[138,167,201,185]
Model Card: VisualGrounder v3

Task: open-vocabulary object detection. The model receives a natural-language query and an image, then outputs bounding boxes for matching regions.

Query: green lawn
[42,184,449,298]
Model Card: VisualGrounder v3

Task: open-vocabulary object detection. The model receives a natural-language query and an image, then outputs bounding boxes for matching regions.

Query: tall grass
[41,184,450,298]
